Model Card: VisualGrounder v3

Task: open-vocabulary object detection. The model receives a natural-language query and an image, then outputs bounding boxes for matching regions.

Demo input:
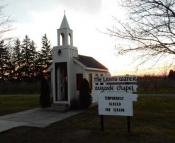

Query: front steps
[48,103,70,112]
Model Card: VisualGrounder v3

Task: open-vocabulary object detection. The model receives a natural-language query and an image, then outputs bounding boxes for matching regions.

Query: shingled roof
[74,55,108,70]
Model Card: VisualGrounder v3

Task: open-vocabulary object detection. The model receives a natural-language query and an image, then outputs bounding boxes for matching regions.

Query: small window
[76,74,83,90]
[89,74,92,90]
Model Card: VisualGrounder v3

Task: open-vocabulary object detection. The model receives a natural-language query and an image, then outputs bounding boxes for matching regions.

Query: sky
[1,0,172,75]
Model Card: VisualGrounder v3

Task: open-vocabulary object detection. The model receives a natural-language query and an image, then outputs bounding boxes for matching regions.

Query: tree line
[0,34,52,81]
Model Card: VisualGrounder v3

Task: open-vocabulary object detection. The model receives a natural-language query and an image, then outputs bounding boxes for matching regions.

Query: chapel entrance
[55,62,68,102]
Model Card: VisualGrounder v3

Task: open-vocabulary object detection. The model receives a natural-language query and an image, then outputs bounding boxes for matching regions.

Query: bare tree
[108,0,175,66]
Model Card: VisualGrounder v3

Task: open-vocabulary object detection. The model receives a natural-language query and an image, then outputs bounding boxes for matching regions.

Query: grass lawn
[0,95,39,116]
[0,95,175,143]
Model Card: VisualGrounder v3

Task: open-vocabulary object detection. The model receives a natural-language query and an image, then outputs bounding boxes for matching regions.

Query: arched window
[68,33,71,45]
[60,33,64,46]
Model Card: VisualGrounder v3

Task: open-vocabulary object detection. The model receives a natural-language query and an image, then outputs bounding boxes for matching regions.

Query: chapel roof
[74,55,108,70]
[60,14,70,29]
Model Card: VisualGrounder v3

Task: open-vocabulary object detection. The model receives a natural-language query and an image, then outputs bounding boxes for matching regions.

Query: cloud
[58,0,102,13]
[4,0,102,22]
[6,0,103,13]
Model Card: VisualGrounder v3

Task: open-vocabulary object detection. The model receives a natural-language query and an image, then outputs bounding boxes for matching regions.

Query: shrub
[79,78,92,109]
[168,70,175,79]
[70,98,80,110]
[40,77,51,108]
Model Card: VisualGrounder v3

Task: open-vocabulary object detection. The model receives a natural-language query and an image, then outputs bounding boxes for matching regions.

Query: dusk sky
[1,0,170,75]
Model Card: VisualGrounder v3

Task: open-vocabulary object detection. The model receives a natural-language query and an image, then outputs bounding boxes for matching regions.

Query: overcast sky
[1,0,169,75]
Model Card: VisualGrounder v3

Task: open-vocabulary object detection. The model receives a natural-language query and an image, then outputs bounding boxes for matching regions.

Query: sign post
[101,115,104,131]
[127,116,131,133]
[92,75,138,132]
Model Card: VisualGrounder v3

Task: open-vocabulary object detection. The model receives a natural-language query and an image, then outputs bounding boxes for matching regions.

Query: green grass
[0,95,39,116]
[0,95,175,143]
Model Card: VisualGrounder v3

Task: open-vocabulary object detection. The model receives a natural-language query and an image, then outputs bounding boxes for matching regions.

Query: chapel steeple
[60,14,70,29]
[57,14,73,47]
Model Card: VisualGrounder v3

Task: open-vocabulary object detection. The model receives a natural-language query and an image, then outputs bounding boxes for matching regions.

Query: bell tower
[52,14,78,106]
[53,14,78,61]
[57,14,73,47]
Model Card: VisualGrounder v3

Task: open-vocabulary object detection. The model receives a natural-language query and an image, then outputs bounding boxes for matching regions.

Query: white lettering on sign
[92,75,138,116]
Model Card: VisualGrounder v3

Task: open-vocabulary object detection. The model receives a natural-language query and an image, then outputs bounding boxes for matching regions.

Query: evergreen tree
[0,40,5,79]
[21,35,39,80]
[21,35,31,79]
[6,43,14,80]
[40,34,51,73]
[29,40,37,79]
[34,51,42,79]
[0,40,11,80]
[12,38,22,79]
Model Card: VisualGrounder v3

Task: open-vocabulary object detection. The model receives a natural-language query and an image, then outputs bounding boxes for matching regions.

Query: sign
[92,75,138,116]
[98,92,137,116]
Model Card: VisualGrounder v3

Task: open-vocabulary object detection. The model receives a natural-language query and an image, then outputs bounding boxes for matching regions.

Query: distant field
[137,88,175,94]
[0,81,40,94]
[0,95,39,116]
[0,96,175,143]
[138,76,175,94]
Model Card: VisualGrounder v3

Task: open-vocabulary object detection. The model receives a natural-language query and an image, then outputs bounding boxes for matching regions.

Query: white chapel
[50,14,110,107]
